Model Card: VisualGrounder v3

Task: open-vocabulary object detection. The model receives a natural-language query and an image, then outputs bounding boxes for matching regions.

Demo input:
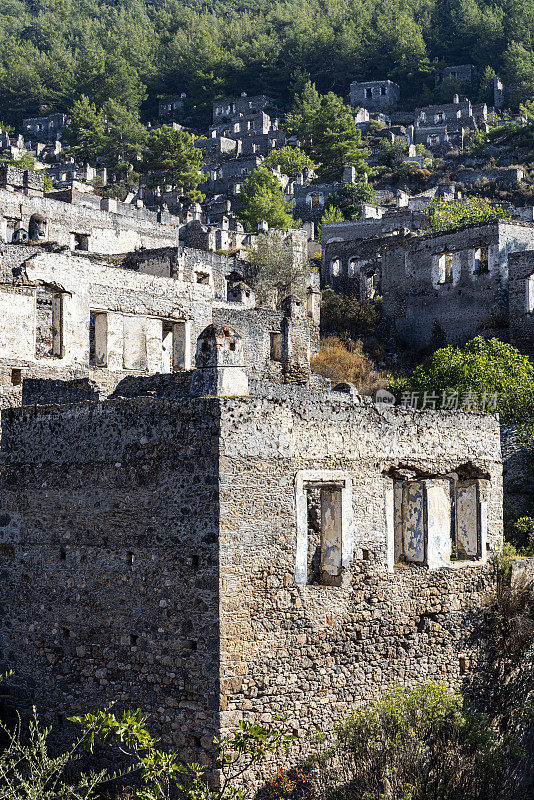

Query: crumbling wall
[382,221,534,350]
[0,390,503,783]
[217,400,502,779]
[509,250,534,359]
[0,187,180,254]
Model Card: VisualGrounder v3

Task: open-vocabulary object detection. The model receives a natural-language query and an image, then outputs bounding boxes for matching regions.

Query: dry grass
[311,336,387,397]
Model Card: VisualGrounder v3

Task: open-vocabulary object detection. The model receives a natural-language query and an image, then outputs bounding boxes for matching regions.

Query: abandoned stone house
[350,80,400,111]
[0,239,321,411]
[22,112,68,141]
[381,219,534,352]
[0,320,503,778]
[0,166,511,784]
[413,96,487,152]
[0,166,181,254]
[437,65,478,87]
[212,94,274,122]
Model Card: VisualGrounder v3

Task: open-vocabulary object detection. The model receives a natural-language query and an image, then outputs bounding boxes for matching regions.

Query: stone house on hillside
[0,323,503,781]
[381,219,534,351]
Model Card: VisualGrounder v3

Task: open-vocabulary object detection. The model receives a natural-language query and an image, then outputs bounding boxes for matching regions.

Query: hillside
[1,0,534,129]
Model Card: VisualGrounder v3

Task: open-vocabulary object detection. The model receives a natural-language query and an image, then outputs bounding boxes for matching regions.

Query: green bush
[310,682,518,800]
[424,197,511,233]
[320,288,381,340]
[391,337,534,423]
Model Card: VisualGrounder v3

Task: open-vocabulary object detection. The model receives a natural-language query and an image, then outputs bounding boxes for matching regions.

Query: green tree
[237,167,297,232]
[326,181,375,220]
[73,708,295,800]
[100,98,147,179]
[503,40,534,107]
[310,93,371,183]
[424,197,511,233]
[318,204,344,242]
[247,229,310,306]
[284,80,321,148]
[261,146,316,176]
[393,337,534,423]
[62,95,106,164]
[144,126,205,202]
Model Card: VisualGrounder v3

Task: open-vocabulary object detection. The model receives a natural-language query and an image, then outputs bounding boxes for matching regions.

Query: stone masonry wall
[216,400,503,779]
[0,187,180,254]
[381,221,534,350]
[509,249,534,359]
[0,398,223,762]
[0,391,502,783]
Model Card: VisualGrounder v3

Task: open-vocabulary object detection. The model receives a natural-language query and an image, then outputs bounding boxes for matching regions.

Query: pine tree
[237,167,298,232]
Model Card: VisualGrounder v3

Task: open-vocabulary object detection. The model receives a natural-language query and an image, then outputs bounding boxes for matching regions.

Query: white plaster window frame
[294,470,354,586]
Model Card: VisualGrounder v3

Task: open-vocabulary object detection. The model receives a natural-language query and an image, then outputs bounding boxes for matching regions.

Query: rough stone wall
[321,211,425,246]
[0,187,180,254]
[381,221,534,350]
[0,398,223,761]
[0,392,502,783]
[216,400,503,779]
[0,247,213,391]
[212,306,319,381]
[509,250,534,359]
[501,425,534,515]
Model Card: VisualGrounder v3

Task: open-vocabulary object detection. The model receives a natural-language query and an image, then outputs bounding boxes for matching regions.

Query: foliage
[310,93,371,183]
[237,167,297,232]
[320,288,381,340]
[506,516,534,555]
[0,707,108,800]
[423,197,510,233]
[486,576,534,658]
[247,229,310,306]
[264,766,313,800]
[310,682,517,800]
[72,708,295,800]
[143,126,205,201]
[319,205,344,241]
[378,138,408,168]
[2,0,534,133]
[324,181,375,222]
[393,337,534,424]
[63,95,147,178]
[310,336,384,395]
[0,153,34,172]
[261,146,316,177]
[285,84,371,182]
[284,81,321,148]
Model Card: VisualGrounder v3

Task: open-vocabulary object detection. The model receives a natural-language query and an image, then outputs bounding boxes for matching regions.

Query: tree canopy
[143,126,205,201]
[0,0,533,132]
[237,167,298,232]
[261,146,317,176]
[286,84,371,182]
[394,337,534,423]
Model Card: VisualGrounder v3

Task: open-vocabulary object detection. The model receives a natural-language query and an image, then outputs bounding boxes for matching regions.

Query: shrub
[311,337,385,395]
[423,197,510,233]
[320,288,381,340]
[310,682,517,800]
[392,337,534,424]
[486,578,534,658]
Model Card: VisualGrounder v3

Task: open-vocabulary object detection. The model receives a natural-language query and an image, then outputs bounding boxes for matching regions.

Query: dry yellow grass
[311,336,386,396]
